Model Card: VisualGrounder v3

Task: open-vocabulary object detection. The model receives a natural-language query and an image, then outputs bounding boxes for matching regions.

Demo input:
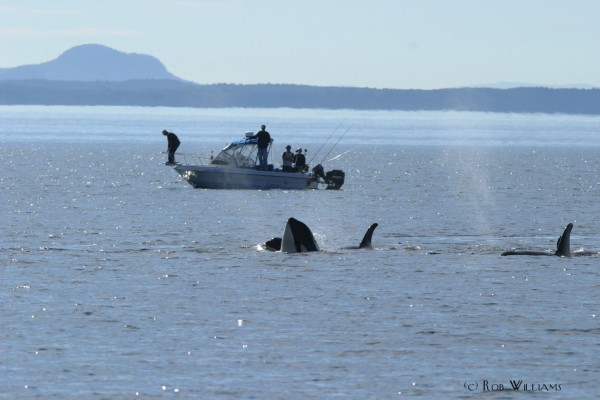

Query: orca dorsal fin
[554,223,573,257]
[359,223,378,248]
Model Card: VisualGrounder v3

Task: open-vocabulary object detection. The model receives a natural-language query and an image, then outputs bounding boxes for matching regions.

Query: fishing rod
[325,149,352,163]
[319,124,353,165]
[308,120,344,165]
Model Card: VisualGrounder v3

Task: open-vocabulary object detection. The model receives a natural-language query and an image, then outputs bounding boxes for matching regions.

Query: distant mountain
[0,44,180,81]
[1,45,600,114]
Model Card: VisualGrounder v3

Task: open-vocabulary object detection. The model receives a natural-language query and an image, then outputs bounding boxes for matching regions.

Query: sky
[1,0,599,89]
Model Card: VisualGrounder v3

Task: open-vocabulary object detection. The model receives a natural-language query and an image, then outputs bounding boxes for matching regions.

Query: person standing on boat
[294,147,307,172]
[162,129,180,164]
[248,125,271,169]
[282,145,295,172]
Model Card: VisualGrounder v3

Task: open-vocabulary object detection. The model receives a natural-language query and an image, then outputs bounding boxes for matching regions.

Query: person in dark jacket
[162,129,180,164]
[248,124,271,169]
[294,147,307,172]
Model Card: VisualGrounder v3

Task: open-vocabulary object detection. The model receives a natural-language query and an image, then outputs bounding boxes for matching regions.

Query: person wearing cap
[248,124,271,169]
[162,129,180,164]
[294,147,307,172]
[282,145,295,172]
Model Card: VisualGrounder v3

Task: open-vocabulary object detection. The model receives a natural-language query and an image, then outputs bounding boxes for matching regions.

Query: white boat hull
[175,165,319,190]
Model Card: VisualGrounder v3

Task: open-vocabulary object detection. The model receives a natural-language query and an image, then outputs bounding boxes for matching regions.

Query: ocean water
[1,106,600,399]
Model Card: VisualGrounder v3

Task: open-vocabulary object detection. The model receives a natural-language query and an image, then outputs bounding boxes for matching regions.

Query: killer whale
[342,222,378,249]
[281,217,320,253]
[500,223,572,257]
[264,218,378,253]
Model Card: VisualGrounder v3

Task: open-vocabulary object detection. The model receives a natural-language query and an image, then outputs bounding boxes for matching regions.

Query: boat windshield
[211,138,258,168]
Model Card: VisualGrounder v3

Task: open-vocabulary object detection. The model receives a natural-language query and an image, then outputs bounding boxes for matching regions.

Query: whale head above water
[281,217,320,253]
[263,218,378,253]
[500,223,573,257]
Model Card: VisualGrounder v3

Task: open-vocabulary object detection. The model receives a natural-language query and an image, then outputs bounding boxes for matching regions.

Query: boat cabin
[211,132,265,169]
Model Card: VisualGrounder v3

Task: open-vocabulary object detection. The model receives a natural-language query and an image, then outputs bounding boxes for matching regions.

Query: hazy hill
[0,44,179,81]
[2,80,600,114]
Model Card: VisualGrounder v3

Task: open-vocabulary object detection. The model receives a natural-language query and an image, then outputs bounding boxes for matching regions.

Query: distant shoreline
[1,80,600,115]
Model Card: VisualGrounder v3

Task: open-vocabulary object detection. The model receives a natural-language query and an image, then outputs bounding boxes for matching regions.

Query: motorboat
[170,132,345,190]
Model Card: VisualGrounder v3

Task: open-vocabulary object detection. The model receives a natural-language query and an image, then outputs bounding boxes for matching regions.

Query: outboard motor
[311,164,328,183]
[311,164,345,189]
[325,169,345,190]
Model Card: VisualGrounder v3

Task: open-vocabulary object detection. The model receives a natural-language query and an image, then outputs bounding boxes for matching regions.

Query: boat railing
[175,153,214,166]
